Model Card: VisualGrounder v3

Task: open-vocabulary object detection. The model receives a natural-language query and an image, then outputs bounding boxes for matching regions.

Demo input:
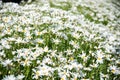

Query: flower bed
[0,0,120,80]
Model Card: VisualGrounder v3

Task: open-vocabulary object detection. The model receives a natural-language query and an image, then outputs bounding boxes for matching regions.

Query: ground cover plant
[0,0,120,80]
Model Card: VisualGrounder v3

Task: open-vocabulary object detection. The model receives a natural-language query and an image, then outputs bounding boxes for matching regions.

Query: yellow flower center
[36,71,40,76]
[23,30,26,33]
[74,78,77,80]
[24,59,28,64]
[111,69,115,73]
[97,57,102,60]
[70,57,74,61]
[61,78,65,80]
[7,29,10,33]
[37,32,41,35]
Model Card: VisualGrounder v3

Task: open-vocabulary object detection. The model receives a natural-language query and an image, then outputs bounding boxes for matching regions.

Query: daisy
[43,46,49,52]
[35,38,44,44]
[2,59,12,67]
[53,38,61,45]
[20,58,31,66]
[109,65,120,75]
[96,52,104,64]
[2,75,16,80]
[0,39,11,49]
[69,41,79,49]
[32,69,40,79]
[71,32,80,39]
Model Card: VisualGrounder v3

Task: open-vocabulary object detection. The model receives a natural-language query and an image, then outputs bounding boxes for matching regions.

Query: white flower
[2,16,11,23]
[3,28,12,35]
[20,58,31,66]
[7,37,16,42]
[69,41,79,49]
[15,37,25,43]
[13,25,22,32]
[59,70,70,80]
[71,32,80,39]
[34,30,42,36]
[100,73,109,80]
[0,39,11,49]
[32,69,40,79]
[42,57,53,64]
[60,75,67,80]
[2,59,12,67]
[0,51,5,57]
[43,46,49,52]
[79,52,88,62]
[35,65,53,77]
[109,65,120,75]
[35,38,44,44]
[50,50,57,57]
[53,38,61,44]
[2,75,16,80]
[65,49,73,55]
[96,52,104,64]
[90,64,98,68]
[61,33,68,40]
[16,74,25,80]
[0,45,3,50]
[84,67,92,71]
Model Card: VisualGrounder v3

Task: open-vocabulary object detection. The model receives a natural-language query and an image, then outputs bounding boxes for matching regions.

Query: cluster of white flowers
[0,0,120,80]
